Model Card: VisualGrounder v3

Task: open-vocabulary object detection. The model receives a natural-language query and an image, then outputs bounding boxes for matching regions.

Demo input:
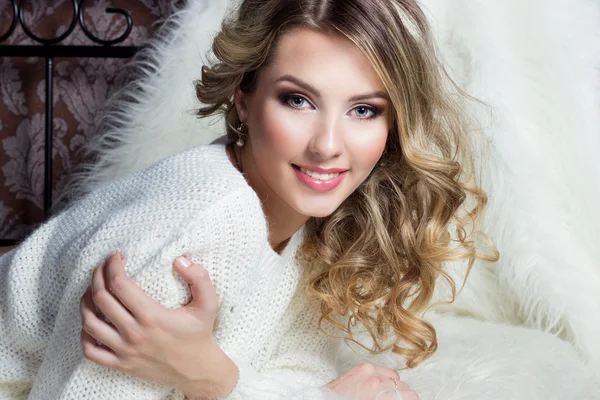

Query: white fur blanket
[338,313,599,399]
[63,0,600,398]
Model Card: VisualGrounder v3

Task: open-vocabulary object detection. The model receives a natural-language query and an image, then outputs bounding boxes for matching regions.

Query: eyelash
[279,94,384,121]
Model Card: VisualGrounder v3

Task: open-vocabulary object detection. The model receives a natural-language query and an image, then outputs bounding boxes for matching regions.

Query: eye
[351,105,379,119]
[284,95,312,109]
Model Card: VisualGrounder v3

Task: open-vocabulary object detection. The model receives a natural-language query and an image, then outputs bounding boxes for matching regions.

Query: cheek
[251,100,306,152]
[348,123,389,169]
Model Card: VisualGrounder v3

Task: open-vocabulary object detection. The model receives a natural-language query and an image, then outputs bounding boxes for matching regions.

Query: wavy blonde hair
[196,0,499,368]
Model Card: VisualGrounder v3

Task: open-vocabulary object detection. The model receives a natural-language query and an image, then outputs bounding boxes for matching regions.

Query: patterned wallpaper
[0,0,179,241]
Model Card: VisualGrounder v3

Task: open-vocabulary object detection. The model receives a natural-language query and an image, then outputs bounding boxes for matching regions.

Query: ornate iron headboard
[0,0,141,246]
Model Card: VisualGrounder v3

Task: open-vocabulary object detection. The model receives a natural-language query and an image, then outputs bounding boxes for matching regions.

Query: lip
[294,164,348,174]
[293,165,347,192]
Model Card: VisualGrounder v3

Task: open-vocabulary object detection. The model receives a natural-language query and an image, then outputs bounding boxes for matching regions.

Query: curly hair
[195,0,499,368]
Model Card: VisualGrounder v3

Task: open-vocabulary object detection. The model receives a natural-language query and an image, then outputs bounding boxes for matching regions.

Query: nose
[308,115,343,159]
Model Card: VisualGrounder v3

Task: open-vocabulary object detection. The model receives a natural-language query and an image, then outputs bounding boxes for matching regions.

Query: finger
[104,251,162,322]
[373,366,403,389]
[80,330,121,369]
[174,256,217,312]
[364,376,398,399]
[327,363,375,391]
[91,258,138,332]
[326,372,345,391]
[80,288,125,353]
[373,390,399,400]
[399,390,419,400]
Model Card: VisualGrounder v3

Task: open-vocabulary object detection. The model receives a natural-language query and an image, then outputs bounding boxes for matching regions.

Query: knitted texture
[0,144,338,399]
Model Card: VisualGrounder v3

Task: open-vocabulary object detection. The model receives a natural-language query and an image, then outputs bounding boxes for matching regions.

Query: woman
[0,0,497,399]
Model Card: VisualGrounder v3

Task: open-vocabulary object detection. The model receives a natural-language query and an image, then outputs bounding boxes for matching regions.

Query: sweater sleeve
[0,209,96,400]
[0,248,42,400]
[0,203,182,400]
[0,146,253,400]
[0,219,344,400]
[223,297,344,400]
[226,360,341,400]
[21,188,266,400]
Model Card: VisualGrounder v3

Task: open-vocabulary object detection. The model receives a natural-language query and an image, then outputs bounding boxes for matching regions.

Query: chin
[307,209,337,218]
[293,201,341,219]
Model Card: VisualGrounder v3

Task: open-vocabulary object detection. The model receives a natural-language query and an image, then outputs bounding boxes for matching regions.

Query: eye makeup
[277,92,385,121]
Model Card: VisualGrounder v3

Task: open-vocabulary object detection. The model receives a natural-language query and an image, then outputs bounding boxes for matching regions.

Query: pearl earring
[236,123,246,148]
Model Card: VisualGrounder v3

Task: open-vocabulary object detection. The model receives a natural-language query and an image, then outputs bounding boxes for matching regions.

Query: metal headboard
[0,0,141,246]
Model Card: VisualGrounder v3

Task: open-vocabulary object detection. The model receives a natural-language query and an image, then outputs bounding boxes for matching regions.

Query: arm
[0,217,178,400]
[181,322,341,399]
[64,235,413,400]
[0,151,175,399]
[0,249,37,400]
[221,294,342,400]
[77,252,341,400]
[225,337,418,400]
[1,148,259,399]
[0,211,90,400]
[224,356,341,400]
[14,185,264,399]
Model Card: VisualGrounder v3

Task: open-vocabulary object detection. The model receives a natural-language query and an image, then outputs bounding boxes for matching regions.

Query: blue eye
[285,95,311,109]
[352,106,377,119]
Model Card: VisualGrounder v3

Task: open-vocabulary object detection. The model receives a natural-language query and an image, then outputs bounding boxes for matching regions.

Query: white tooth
[299,167,340,181]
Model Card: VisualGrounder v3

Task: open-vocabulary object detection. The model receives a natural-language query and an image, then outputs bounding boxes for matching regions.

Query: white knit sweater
[0,144,341,400]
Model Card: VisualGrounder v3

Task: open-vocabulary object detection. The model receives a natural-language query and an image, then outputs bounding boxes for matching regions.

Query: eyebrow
[274,75,322,98]
[348,91,389,102]
[273,74,389,102]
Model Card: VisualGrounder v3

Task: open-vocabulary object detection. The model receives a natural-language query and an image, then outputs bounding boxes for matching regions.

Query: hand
[327,363,418,400]
[79,252,238,399]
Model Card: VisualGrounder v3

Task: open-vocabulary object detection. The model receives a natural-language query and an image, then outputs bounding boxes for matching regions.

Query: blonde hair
[196,0,499,368]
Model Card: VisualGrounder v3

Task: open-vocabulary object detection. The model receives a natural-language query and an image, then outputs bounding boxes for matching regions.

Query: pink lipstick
[293,165,347,192]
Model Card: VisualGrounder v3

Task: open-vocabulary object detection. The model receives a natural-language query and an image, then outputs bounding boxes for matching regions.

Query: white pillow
[422,0,600,374]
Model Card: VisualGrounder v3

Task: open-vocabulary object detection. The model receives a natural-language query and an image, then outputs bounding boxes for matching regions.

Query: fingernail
[109,251,126,265]
[175,256,192,268]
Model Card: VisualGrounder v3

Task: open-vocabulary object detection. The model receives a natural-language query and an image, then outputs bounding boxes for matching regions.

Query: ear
[234,86,248,123]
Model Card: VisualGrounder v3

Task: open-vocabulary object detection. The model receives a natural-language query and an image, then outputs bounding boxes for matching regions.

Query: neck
[227,144,309,254]
[262,196,309,254]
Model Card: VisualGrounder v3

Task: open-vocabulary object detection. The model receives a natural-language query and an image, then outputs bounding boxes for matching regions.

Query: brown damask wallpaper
[0,0,180,241]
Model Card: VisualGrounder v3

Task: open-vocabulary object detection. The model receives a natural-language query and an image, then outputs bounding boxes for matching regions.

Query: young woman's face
[235,28,390,218]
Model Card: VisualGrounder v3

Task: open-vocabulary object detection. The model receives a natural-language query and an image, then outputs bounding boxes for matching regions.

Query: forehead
[261,28,386,94]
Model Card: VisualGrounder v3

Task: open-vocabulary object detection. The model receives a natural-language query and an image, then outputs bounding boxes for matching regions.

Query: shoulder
[81,144,252,213]
[53,143,262,251]
[111,143,266,235]
[140,143,246,196]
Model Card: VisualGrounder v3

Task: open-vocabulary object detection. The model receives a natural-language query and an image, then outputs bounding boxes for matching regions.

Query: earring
[236,123,246,148]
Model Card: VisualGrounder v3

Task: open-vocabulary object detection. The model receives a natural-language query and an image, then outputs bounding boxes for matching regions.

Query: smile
[293,165,348,192]
[299,167,340,181]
